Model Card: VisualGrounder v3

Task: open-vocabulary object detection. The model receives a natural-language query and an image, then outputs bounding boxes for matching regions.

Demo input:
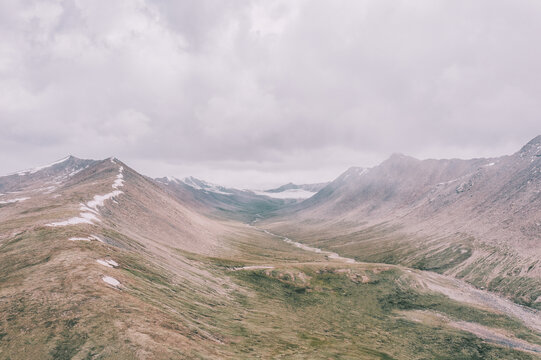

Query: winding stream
[259,228,356,264]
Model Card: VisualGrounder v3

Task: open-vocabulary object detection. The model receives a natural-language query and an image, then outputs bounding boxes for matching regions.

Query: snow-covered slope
[0,155,96,198]
[8,155,72,176]
[178,176,234,195]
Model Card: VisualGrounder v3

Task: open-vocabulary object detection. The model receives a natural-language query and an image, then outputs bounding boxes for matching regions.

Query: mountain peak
[518,135,541,156]
[337,167,369,182]
[388,152,417,160]
[381,153,419,167]
[520,135,541,148]
[265,182,299,193]
[343,166,367,175]
[7,155,73,176]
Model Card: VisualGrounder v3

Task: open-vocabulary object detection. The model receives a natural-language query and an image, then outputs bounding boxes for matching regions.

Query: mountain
[1,152,541,359]
[0,155,96,195]
[262,136,541,309]
[265,181,329,193]
[155,176,297,221]
[268,182,329,193]
[0,157,283,358]
[1,157,232,255]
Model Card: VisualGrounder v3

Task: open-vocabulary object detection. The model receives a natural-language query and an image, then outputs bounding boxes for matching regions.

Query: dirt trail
[256,227,356,264]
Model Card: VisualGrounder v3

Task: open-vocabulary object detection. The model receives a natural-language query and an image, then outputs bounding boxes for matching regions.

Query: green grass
[271,221,540,311]
[49,327,88,360]
[224,266,539,359]
[122,255,171,286]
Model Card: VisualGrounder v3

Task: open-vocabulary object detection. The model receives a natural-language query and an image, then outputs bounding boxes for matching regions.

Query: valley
[250,226,541,354]
[0,137,540,359]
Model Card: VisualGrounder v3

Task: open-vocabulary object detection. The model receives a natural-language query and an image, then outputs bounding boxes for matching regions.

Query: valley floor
[249,226,541,356]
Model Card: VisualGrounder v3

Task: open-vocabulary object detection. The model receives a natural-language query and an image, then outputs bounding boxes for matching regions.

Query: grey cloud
[1,0,540,187]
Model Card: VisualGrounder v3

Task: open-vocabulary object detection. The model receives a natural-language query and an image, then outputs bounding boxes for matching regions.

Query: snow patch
[102,276,120,287]
[181,176,233,195]
[97,259,111,267]
[106,259,118,267]
[437,179,458,186]
[80,211,100,222]
[181,176,203,189]
[86,190,124,211]
[80,204,99,214]
[51,212,100,227]
[68,167,85,177]
[89,235,102,242]
[0,197,30,205]
[41,186,57,194]
[343,167,368,180]
[97,259,119,268]
[112,167,124,189]
[166,176,180,183]
[31,186,56,195]
[14,156,71,176]
[356,168,369,176]
[46,163,124,227]
[68,235,102,242]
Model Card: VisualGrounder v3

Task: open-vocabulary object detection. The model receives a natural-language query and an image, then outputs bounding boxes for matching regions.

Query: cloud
[1,0,540,186]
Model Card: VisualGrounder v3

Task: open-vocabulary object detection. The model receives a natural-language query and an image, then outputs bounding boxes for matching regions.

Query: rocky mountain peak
[519,135,541,154]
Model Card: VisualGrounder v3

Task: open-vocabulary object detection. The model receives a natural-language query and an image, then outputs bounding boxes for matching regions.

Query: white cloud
[1,0,540,185]
[99,109,152,143]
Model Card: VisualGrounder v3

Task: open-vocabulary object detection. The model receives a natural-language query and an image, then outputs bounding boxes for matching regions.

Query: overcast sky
[1,0,540,188]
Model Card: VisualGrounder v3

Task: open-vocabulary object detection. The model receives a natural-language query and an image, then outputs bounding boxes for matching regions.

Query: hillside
[0,157,309,358]
[262,136,541,310]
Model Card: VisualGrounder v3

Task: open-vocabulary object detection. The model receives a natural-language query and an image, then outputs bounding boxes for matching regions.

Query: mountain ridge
[261,135,541,309]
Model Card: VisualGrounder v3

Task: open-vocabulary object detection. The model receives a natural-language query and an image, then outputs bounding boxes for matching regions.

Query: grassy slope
[1,223,540,359]
[226,265,538,359]
[265,219,541,310]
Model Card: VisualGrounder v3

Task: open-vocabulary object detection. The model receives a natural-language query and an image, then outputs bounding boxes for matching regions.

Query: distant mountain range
[264,181,329,193]
[154,176,324,221]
